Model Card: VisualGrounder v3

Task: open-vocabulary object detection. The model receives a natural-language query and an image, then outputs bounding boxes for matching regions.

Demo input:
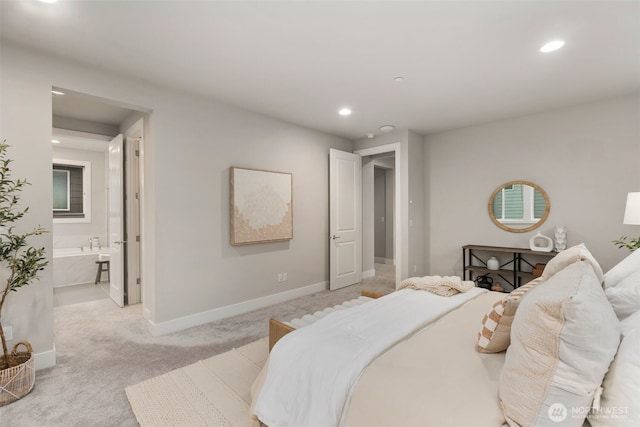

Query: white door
[329,149,362,290]
[108,134,125,307]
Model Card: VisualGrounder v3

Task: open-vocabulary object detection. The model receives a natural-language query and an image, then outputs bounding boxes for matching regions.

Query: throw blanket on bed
[251,287,486,427]
[399,275,475,296]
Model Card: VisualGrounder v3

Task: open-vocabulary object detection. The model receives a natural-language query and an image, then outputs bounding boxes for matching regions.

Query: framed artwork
[230,167,293,245]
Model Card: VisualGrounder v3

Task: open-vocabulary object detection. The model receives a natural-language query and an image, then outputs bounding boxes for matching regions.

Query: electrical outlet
[277,273,283,283]
[2,326,12,341]
[283,273,288,281]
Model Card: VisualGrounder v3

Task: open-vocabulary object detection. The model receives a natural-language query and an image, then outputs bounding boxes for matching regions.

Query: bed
[251,244,640,427]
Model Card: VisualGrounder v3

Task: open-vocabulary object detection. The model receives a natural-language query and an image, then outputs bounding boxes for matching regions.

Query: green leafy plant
[0,142,48,369]
[612,235,640,251]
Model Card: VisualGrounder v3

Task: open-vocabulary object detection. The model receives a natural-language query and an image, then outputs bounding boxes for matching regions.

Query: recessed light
[393,76,404,83]
[51,139,60,144]
[366,133,375,139]
[540,40,565,53]
[51,90,65,96]
[338,108,352,116]
[379,125,395,133]
[39,0,58,3]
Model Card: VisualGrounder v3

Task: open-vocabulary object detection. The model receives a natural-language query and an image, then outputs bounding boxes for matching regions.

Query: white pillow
[605,269,640,321]
[589,310,640,427]
[499,261,620,427]
[542,243,604,283]
[604,249,640,289]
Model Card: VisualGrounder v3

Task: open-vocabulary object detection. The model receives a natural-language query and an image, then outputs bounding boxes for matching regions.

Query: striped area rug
[125,338,268,427]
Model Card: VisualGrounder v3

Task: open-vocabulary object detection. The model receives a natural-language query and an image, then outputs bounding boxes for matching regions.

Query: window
[52,159,91,223]
[492,183,543,225]
[52,169,70,211]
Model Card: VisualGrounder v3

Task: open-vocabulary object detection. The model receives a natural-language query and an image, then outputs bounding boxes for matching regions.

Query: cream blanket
[344,291,507,427]
[399,275,475,296]
[251,287,486,427]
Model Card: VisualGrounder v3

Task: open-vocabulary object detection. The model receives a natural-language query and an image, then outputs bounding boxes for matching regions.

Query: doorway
[356,143,402,287]
[368,156,396,282]
[51,87,145,308]
[329,144,403,290]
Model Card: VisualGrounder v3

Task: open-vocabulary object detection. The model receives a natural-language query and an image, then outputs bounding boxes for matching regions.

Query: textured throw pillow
[542,243,604,282]
[589,310,640,427]
[603,248,640,289]
[476,277,543,353]
[604,269,640,321]
[499,261,620,427]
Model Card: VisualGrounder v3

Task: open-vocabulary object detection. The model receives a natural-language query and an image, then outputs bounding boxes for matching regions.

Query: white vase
[530,232,554,252]
[487,256,500,271]
[554,226,567,251]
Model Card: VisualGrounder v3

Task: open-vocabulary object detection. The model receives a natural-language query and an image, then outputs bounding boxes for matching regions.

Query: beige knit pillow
[476,277,543,353]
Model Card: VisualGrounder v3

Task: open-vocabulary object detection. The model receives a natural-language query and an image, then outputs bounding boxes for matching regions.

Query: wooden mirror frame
[488,180,550,233]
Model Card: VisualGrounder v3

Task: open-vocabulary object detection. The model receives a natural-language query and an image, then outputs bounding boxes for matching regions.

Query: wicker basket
[0,341,35,406]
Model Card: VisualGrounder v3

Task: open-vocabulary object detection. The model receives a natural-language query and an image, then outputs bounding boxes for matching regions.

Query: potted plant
[0,142,47,406]
[612,236,640,251]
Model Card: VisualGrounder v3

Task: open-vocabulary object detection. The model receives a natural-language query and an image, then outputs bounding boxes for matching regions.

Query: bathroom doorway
[51,87,145,308]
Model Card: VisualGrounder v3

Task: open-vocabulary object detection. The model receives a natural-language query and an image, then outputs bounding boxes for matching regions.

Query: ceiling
[2,1,639,140]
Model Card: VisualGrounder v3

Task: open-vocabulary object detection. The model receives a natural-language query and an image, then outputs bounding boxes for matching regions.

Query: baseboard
[362,269,376,279]
[147,281,328,337]
[385,258,395,265]
[374,257,394,265]
[35,345,56,371]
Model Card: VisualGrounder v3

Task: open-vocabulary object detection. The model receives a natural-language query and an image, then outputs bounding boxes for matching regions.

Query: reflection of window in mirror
[492,184,545,225]
[52,159,91,223]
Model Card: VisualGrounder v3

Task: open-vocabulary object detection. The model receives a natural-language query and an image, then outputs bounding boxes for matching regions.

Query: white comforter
[251,287,486,427]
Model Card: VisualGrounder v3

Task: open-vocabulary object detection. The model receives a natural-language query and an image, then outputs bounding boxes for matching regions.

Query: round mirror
[488,180,550,233]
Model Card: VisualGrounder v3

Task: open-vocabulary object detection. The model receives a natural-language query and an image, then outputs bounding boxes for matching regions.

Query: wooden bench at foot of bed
[268,290,386,351]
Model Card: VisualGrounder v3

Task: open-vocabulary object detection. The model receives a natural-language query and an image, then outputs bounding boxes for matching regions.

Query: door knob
[331,235,341,240]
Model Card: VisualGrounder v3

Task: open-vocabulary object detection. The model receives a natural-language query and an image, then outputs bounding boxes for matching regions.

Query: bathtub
[53,247,110,288]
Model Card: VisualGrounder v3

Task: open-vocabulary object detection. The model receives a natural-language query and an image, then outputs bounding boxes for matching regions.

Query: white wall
[52,146,108,249]
[0,45,54,368]
[426,94,640,276]
[361,158,375,275]
[1,43,352,363]
[408,130,426,275]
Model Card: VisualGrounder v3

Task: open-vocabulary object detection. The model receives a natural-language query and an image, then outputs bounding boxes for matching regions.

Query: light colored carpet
[126,339,268,427]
